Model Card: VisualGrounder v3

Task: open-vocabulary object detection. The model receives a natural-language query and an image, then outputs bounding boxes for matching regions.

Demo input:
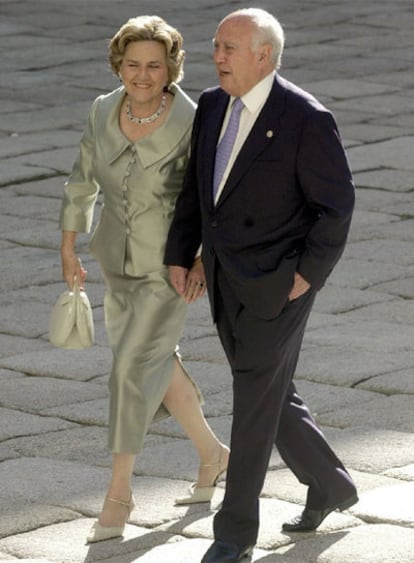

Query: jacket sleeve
[59,97,101,233]
[296,109,355,289]
[164,100,204,269]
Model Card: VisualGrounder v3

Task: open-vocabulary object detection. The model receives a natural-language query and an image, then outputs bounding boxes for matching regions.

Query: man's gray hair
[228,8,285,69]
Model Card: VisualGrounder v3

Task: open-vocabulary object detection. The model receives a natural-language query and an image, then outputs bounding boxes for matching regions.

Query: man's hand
[168,259,207,303]
[184,258,207,303]
[288,272,311,301]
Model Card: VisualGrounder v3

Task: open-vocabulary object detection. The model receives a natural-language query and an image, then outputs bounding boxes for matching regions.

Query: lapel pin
[266,130,274,138]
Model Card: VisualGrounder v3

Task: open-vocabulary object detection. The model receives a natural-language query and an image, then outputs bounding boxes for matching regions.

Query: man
[165,8,358,563]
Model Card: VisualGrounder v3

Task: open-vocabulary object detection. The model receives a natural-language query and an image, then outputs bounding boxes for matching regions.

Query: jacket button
[211,220,218,228]
[209,247,215,256]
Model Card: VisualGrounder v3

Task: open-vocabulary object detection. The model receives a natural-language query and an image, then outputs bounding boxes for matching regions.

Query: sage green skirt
[102,267,201,454]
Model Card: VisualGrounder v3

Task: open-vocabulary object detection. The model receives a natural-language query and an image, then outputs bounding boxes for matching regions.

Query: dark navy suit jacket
[165,74,355,320]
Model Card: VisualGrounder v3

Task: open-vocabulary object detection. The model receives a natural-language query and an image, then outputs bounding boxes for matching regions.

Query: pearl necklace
[126,95,167,125]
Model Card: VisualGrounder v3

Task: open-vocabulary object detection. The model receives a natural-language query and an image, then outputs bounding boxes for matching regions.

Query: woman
[59,15,229,543]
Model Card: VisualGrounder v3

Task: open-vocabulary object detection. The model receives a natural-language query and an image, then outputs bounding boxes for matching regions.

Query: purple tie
[213,97,244,199]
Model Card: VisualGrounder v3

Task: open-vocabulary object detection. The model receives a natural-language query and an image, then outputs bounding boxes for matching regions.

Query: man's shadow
[84,504,350,562]
[249,530,350,562]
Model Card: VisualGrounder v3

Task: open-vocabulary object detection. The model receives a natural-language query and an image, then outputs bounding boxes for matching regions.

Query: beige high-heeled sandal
[86,492,135,543]
[175,445,230,505]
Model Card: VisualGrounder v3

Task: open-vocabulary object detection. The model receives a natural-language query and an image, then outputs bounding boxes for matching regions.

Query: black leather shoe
[201,539,254,562]
[282,493,358,532]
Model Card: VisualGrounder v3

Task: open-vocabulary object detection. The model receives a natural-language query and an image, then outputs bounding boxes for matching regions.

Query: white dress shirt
[214,71,275,204]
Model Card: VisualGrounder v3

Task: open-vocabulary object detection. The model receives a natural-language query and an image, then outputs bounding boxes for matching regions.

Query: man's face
[213,16,265,97]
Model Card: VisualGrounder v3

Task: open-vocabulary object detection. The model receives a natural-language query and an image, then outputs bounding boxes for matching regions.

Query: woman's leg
[97,356,228,527]
[97,453,135,527]
[163,356,229,487]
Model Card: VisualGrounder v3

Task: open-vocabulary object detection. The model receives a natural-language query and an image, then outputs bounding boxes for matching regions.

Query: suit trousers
[212,265,355,546]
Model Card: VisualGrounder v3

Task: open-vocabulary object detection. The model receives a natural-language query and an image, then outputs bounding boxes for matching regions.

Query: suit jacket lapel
[216,77,286,208]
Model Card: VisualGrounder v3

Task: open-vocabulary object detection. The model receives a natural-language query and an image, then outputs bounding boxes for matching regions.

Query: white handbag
[49,283,94,349]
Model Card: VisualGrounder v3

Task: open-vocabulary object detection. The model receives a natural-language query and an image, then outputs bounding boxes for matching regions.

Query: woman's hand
[184,257,206,303]
[61,231,87,290]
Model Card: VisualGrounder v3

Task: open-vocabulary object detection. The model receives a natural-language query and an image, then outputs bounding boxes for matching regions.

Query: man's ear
[258,44,272,63]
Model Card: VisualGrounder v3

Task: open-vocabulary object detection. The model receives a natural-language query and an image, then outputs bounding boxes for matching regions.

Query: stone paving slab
[0,216,63,251]
[352,482,414,527]
[379,112,414,128]
[0,130,80,159]
[7,226,60,253]
[279,524,414,563]
[348,210,398,241]
[0,519,179,563]
[0,162,55,187]
[296,345,414,387]
[354,169,414,192]
[351,218,414,244]
[312,285,394,314]
[347,137,414,172]
[0,247,61,291]
[179,335,227,363]
[304,311,346,332]
[1,195,61,220]
[0,102,93,135]
[341,298,414,325]
[322,427,414,474]
[262,466,403,507]
[295,380,380,417]
[0,505,80,542]
[19,148,79,176]
[301,78,398,99]
[354,187,413,212]
[0,336,50,359]
[0,427,109,466]
[0,347,112,382]
[0,375,107,412]
[344,239,414,266]
[327,257,414,290]
[0,300,67,338]
[0,408,74,442]
[384,464,414,481]
[357,368,414,395]
[318,395,414,432]
[9,177,70,198]
[333,93,414,117]
[40,399,110,427]
[372,276,414,300]
[304,319,414,352]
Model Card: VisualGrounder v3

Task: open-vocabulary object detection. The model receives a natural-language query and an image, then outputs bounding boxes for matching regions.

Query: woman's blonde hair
[109,15,185,84]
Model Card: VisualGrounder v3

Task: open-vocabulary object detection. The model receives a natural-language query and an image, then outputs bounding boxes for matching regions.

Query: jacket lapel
[215,77,286,208]
[103,84,196,167]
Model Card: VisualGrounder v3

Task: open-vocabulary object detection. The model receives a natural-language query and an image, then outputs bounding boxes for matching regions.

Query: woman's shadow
[83,502,214,562]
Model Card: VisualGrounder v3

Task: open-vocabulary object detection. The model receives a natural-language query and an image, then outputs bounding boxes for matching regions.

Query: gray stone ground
[0,0,413,561]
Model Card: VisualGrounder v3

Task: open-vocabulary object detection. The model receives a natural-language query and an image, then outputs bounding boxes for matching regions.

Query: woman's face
[119,40,169,106]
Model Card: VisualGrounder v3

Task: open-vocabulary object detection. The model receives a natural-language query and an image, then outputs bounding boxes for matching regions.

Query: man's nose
[214,47,225,64]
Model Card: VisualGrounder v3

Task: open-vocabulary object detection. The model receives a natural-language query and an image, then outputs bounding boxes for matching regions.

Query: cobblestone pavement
[0,0,413,561]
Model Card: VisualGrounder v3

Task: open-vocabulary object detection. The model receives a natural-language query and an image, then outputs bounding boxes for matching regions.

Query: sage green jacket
[60,84,196,275]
